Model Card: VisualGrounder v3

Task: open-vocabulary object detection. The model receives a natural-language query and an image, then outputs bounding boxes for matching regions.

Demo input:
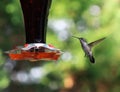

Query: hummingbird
[72,36,106,63]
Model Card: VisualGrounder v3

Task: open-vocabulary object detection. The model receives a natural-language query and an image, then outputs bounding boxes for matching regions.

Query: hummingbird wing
[88,37,106,48]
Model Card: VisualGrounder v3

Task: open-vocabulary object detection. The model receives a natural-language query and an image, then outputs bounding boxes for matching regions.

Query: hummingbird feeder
[6,0,62,61]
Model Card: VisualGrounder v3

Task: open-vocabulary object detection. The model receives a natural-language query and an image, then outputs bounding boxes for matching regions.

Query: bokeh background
[0,0,120,92]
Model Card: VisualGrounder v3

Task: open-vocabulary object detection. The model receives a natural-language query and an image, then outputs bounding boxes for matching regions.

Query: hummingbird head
[72,36,87,42]
[79,38,87,42]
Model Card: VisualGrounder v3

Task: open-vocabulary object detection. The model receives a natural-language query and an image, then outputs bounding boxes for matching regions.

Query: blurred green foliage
[0,0,120,92]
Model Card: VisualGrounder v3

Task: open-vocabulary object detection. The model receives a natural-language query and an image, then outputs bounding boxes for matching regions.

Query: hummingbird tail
[89,56,95,63]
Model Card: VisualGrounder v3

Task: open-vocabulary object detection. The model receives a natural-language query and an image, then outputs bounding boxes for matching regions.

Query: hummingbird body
[72,36,106,63]
[80,38,95,63]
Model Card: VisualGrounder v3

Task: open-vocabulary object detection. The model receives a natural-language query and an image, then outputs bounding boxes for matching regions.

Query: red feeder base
[9,51,61,61]
[6,43,62,61]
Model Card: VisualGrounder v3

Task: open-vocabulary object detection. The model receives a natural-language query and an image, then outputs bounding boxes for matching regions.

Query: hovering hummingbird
[72,36,106,63]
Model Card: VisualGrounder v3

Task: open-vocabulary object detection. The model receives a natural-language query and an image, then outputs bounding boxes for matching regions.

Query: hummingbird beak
[72,36,80,39]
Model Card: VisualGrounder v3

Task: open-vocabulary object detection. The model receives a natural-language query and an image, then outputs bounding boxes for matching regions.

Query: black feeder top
[20,0,52,44]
